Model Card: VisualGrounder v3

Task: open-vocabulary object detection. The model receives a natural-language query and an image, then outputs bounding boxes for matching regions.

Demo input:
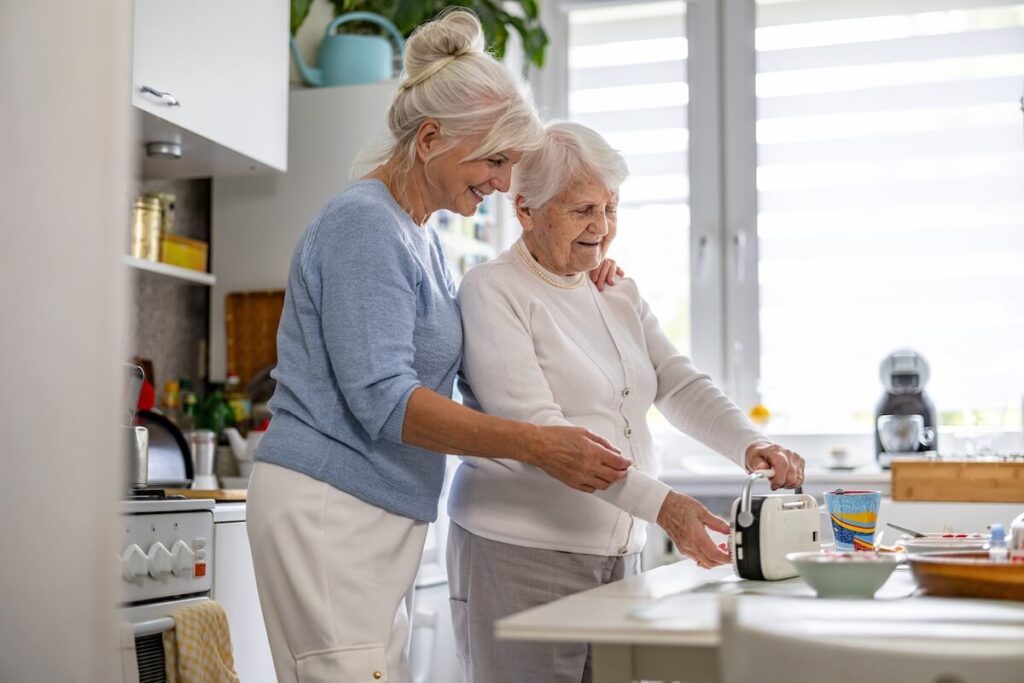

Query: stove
[118,493,216,682]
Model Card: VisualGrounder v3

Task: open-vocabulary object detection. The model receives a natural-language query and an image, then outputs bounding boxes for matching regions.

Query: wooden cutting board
[891,460,1024,503]
[164,488,247,501]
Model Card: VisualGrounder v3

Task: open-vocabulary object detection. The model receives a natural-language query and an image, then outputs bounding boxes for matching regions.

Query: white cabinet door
[133,0,287,177]
[212,520,277,683]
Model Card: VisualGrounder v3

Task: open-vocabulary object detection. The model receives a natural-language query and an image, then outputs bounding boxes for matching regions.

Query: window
[567,0,693,352]
[754,0,1024,431]
[541,0,1024,445]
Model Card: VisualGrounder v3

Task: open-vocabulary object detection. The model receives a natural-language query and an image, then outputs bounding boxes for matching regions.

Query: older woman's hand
[529,426,631,492]
[588,258,625,292]
[657,492,731,568]
[744,442,805,490]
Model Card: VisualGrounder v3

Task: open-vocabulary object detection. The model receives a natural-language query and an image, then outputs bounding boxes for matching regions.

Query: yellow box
[160,234,209,272]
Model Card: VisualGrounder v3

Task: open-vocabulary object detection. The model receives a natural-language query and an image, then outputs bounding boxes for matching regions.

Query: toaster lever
[737,469,775,528]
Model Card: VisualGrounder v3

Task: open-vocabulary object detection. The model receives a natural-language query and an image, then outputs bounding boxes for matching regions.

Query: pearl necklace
[515,241,586,290]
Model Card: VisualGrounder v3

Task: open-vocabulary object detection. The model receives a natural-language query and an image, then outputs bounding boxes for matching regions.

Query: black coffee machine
[875,349,937,469]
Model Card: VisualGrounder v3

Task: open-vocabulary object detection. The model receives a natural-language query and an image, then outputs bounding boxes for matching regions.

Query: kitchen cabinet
[132,0,288,179]
[212,504,276,683]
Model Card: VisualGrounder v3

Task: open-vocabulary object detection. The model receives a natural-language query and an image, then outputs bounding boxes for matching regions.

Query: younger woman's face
[424,132,523,217]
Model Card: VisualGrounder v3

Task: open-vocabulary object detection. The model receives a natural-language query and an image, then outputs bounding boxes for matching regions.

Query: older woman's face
[518,174,618,276]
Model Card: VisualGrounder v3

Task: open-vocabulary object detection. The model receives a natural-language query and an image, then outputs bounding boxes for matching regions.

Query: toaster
[729,469,820,581]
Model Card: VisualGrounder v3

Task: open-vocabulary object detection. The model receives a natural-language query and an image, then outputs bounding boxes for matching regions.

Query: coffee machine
[875,349,937,468]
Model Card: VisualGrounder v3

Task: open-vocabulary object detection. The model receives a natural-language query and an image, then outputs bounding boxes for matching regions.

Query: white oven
[117,497,215,683]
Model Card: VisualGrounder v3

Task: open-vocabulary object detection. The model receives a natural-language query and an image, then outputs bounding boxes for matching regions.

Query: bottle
[180,391,199,432]
[986,523,1008,562]
[161,380,181,424]
[225,372,252,431]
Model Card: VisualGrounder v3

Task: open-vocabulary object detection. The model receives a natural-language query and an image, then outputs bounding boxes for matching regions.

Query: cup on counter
[824,489,881,551]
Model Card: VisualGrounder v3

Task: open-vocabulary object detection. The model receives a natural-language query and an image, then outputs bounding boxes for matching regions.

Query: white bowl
[786,551,899,598]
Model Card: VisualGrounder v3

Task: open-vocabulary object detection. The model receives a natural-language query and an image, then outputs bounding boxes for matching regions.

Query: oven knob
[121,544,148,581]
[147,542,173,578]
[170,540,195,576]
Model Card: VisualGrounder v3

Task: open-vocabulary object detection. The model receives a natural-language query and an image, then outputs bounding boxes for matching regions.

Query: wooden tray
[908,552,1024,602]
[225,289,285,385]
[164,488,247,501]
[891,460,1024,503]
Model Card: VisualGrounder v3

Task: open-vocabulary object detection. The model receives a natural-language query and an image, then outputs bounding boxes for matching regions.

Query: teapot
[224,425,265,463]
[291,12,405,88]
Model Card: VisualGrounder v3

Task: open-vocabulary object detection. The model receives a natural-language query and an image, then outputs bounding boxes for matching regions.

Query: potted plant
[291,0,549,73]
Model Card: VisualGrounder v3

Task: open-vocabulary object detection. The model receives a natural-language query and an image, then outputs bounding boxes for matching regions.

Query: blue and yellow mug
[824,490,881,551]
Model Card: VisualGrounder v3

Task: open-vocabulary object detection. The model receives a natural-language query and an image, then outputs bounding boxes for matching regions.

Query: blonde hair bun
[404,9,485,81]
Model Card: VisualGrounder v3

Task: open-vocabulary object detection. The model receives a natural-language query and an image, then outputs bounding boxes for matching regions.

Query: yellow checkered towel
[163,601,240,683]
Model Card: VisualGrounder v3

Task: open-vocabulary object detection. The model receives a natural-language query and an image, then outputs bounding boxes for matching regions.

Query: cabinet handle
[138,85,180,107]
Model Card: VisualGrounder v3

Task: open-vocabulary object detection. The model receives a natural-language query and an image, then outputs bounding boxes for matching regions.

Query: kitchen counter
[496,560,1024,683]
[661,466,891,497]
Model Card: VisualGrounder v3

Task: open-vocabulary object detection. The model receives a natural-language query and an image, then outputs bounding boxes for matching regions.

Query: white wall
[0,2,131,681]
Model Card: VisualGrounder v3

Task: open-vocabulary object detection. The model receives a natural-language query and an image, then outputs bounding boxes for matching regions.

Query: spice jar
[130,195,162,261]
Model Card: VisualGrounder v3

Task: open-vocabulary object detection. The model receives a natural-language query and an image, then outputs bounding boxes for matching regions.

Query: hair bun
[404,9,485,78]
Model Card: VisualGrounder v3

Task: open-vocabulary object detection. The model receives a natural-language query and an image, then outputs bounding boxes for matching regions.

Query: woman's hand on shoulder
[588,258,625,291]
[657,492,731,568]
[744,441,805,490]
[526,425,630,492]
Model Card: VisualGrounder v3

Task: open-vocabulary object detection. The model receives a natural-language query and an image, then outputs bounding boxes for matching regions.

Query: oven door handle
[132,616,175,637]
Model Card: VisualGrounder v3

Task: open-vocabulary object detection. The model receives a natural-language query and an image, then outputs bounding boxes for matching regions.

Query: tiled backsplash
[128,178,211,393]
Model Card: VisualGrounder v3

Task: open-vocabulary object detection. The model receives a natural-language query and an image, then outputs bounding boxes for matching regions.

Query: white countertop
[496,560,1024,648]
[212,501,247,523]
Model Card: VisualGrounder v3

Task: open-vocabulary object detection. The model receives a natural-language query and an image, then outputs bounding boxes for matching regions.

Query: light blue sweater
[255,180,462,522]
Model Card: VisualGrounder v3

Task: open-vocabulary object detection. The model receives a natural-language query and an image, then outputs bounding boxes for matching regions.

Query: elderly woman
[447,122,806,683]
[246,14,631,683]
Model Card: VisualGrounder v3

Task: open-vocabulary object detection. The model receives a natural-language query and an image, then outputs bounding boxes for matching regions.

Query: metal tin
[130,196,162,261]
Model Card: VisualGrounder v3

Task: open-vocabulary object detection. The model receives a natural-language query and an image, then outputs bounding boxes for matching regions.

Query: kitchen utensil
[908,551,1024,601]
[874,349,938,468]
[188,429,218,490]
[824,489,881,551]
[786,551,899,598]
[290,12,405,87]
[886,522,925,538]
[729,469,820,581]
[134,409,193,487]
[224,426,265,463]
[124,425,149,490]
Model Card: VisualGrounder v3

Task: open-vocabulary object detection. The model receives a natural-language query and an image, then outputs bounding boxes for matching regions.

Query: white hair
[513,121,629,209]
[353,9,544,185]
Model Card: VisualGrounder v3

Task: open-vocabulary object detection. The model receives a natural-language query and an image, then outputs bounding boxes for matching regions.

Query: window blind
[755,0,1024,430]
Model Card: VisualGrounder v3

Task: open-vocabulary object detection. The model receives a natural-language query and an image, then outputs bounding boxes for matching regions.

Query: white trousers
[247,462,428,683]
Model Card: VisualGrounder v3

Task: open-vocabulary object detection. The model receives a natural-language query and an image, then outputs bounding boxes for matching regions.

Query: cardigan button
[624,426,633,437]
[622,387,631,398]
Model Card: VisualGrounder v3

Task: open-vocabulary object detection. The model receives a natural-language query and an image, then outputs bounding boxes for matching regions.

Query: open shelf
[123,255,216,286]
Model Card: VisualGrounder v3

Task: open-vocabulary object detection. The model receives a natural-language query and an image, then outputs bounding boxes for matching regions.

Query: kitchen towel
[163,601,240,683]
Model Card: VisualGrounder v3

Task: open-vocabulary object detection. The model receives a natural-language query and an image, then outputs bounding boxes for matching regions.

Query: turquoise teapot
[291,12,405,88]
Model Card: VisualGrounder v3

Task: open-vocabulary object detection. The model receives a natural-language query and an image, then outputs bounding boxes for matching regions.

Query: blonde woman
[246,13,630,683]
[449,122,805,682]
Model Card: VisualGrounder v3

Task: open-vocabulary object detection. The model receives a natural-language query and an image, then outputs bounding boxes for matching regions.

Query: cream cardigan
[448,240,765,556]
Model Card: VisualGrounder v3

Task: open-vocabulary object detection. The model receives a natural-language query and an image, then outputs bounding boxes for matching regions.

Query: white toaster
[729,469,820,581]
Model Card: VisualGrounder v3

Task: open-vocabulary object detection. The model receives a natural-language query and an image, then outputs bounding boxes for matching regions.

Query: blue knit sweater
[255,180,462,522]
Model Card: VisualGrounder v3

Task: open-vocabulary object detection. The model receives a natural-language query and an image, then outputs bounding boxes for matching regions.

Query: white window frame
[536,0,751,397]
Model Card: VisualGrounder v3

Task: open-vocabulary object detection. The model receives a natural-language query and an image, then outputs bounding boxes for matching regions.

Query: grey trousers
[447,522,640,683]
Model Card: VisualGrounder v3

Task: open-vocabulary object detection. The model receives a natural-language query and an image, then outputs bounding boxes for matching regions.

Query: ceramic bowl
[908,551,1024,601]
[786,551,899,598]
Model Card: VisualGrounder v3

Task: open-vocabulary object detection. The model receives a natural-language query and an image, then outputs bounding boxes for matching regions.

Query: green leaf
[518,0,539,20]
[290,0,313,35]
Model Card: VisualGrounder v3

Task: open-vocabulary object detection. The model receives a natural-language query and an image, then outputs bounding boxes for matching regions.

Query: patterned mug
[824,490,881,551]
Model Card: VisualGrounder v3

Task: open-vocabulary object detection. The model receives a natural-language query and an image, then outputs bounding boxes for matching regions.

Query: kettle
[224,426,265,463]
[291,12,405,88]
